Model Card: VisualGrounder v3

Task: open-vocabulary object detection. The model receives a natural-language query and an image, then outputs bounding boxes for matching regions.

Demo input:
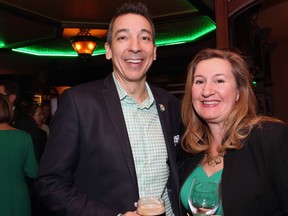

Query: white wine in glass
[188,178,221,215]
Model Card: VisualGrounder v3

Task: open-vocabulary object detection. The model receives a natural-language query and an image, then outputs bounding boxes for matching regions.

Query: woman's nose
[202,83,215,97]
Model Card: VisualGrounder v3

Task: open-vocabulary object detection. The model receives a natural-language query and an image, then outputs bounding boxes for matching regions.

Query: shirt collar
[112,73,155,108]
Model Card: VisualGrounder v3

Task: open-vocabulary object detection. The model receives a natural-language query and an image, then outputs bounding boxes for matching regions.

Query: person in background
[35,2,182,216]
[40,102,51,137]
[14,102,51,216]
[31,104,48,157]
[15,103,47,162]
[0,94,38,216]
[0,80,20,125]
[179,48,288,216]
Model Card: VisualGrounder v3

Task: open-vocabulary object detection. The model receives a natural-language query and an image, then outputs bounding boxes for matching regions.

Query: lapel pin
[159,104,165,112]
[174,135,180,146]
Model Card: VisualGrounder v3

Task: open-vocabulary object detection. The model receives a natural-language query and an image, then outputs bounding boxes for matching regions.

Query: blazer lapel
[152,87,180,192]
[153,89,174,150]
[102,75,138,191]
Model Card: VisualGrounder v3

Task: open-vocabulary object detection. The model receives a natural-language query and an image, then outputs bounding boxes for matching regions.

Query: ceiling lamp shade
[70,28,98,57]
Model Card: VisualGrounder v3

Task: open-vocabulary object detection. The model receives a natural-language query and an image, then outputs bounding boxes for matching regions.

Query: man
[0,80,20,125]
[35,2,182,216]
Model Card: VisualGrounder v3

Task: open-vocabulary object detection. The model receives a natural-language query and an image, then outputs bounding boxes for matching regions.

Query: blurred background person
[15,103,47,162]
[0,94,38,216]
[0,80,20,125]
[180,48,288,216]
[40,102,51,137]
[14,101,50,216]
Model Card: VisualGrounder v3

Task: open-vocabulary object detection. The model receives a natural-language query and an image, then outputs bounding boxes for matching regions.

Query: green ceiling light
[11,16,216,57]
[0,40,5,48]
[12,28,107,57]
[155,16,216,47]
[12,43,106,57]
[12,48,78,57]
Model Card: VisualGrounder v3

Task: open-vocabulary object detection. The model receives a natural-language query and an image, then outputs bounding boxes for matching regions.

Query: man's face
[0,85,6,95]
[104,13,156,85]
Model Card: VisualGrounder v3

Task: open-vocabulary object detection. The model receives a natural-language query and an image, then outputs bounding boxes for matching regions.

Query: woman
[180,48,288,216]
[15,103,47,162]
[0,94,38,216]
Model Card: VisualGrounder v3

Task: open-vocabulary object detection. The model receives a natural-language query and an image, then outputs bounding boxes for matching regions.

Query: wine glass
[188,178,221,215]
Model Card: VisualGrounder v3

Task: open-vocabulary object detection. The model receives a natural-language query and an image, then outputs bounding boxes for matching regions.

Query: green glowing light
[10,16,216,57]
[0,40,5,48]
[12,43,106,57]
[155,16,216,46]
[13,46,106,57]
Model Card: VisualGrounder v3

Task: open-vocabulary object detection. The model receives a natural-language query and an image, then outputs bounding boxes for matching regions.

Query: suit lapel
[102,75,138,191]
[152,87,180,192]
[152,88,173,151]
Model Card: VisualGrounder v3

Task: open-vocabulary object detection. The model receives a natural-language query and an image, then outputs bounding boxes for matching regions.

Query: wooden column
[215,0,229,48]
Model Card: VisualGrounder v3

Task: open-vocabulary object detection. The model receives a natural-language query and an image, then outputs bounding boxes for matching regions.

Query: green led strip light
[155,17,216,47]
[0,40,5,48]
[11,16,215,57]
[13,45,106,57]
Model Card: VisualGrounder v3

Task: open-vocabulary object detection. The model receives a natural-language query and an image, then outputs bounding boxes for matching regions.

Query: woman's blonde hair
[181,48,281,154]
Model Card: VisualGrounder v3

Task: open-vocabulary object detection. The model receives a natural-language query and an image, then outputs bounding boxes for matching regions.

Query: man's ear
[104,42,112,60]
[153,44,157,61]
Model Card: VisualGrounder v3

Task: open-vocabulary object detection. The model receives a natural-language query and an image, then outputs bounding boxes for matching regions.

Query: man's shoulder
[69,74,113,93]
[72,80,104,91]
[149,84,179,99]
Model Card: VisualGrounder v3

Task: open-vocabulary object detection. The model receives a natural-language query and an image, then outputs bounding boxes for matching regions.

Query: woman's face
[191,58,239,127]
[33,106,43,127]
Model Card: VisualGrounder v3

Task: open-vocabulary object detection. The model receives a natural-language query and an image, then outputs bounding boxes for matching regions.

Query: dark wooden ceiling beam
[215,0,229,48]
[214,0,262,48]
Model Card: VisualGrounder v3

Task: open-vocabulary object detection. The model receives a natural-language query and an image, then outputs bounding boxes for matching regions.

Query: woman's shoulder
[250,120,288,142]
[0,129,32,149]
[254,120,288,133]
[4,129,31,137]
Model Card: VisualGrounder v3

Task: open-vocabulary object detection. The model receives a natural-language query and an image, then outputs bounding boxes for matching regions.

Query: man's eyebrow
[114,28,152,35]
[140,29,152,35]
[114,28,129,35]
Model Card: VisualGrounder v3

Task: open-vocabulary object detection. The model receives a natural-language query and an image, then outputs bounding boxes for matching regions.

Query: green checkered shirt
[113,74,174,215]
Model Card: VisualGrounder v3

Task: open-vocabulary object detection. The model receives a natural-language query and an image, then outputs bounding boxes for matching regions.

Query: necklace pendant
[208,160,216,167]
[214,156,222,165]
[206,154,223,167]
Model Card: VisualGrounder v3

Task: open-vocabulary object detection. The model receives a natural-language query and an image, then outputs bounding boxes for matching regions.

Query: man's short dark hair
[106,1,155,44]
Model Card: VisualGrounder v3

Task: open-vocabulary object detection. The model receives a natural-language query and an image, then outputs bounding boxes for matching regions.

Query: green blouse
[180,165,223,215]
[0,130,38,216]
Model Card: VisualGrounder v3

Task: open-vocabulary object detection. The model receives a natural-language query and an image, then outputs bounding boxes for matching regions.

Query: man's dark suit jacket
[35,74,182,216]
